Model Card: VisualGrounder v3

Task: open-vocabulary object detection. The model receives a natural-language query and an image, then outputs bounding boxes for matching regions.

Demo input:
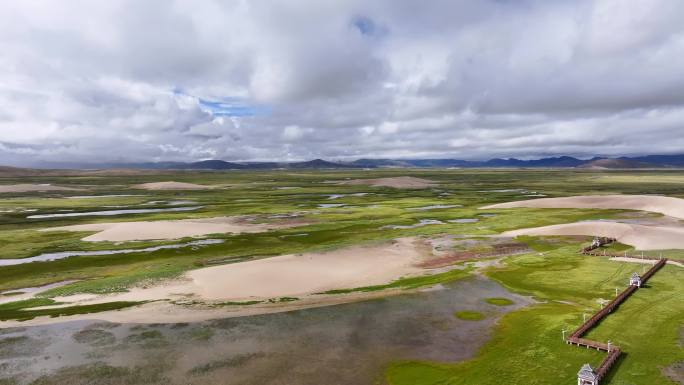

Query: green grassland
[386,241,684,385]
[454,311,486,321]
[483,297,514,306]
[3,168,676,296]
[0,168,683,384]
[320,266,472,294]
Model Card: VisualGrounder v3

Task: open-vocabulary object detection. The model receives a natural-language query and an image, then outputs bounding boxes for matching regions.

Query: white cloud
[0,0,683,165]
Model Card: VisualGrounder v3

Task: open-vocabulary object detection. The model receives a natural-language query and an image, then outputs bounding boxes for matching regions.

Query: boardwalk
[567,239,667,384]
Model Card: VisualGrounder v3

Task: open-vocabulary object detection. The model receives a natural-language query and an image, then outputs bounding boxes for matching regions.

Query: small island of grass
[484,297,514,306]
[454,311,486,321]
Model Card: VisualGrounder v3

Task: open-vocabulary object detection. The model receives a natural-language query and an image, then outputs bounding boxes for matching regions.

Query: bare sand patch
[339,176,437,189]
[51,238,429,306]
[0,238,442,326]
[502,221,684,250]
[131,181,214,190]
[0,184,83,193]
[43,216,304,242]
[482,194,684,220]
[0,287,423,327]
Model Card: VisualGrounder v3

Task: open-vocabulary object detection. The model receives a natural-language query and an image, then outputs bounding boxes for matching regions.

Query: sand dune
[339,176,437,189]
[44,216,304,241]
[51,238,430,306]
[131,181,213,190]
[503,221,684,250]
[482,194,684,219]
[0,184,83,193]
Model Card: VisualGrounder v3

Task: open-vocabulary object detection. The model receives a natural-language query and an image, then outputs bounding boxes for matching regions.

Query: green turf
[483,297,514,306]
[0,300,143,321]
[454,311,486,321]
[320,267,471,294]
[386,246,684,385]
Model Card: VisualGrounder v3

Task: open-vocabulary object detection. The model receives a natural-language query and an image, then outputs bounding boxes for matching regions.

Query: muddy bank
[15,238,432,316]
[0,276,531,385]
[44,215,306,242]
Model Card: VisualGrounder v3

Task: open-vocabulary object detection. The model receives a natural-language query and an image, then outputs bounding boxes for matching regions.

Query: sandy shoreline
[0,238,441,326]
[51,238,428,303]
[1,285,432,328]
[43,216,306,241]
[486,194,684,250]
[482,194,684,220]
[502,221,684,250]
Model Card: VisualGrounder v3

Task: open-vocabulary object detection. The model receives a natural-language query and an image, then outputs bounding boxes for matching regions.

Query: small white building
[591,237,601,249]
[577,363,598,385]
[629,272,641,287]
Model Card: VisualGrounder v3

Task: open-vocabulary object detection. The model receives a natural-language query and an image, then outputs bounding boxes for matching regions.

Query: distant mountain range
[350,154,684,169]
[18,154,684,171]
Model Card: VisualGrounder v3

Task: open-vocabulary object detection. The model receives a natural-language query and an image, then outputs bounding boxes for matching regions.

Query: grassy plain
[454,310,486,321]
[0,168,683,384]
[386,241,684,385]
[2,169,666,296]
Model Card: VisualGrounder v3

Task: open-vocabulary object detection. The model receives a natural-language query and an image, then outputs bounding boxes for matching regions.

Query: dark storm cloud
[1,0,683,166]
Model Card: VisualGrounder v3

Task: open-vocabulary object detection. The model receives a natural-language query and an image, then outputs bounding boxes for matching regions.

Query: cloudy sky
[1,0,684,165]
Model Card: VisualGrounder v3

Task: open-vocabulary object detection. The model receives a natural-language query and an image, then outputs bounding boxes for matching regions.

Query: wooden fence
[564,238,668,384]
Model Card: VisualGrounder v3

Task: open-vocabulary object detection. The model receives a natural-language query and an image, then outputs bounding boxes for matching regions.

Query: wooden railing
[596,348,622,381]
[640,258,666,283]
[565,239,668,384]
[569,285,637,339]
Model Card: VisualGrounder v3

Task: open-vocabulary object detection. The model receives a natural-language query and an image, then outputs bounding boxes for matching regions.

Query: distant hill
[174,159,359,170]
[0,166,171,177]
[175,160,246,170]
[287,159,358,169]
[578,158,657,169]
[351,155,684,169]
[627,154,684,167]
[351,156,590,168]
[9,154,684,172]
[350,158,416,168]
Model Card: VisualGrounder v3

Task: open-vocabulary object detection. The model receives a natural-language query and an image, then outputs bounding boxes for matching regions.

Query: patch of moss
[0,301,142,321]
[187,353,266,376]
[454,311,486,321]
[484,297,514,306]
[72,329,116,346]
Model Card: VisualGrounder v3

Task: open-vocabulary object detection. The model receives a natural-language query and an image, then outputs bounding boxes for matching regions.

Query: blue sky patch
[352,16,376,36]
[198,98,269,117]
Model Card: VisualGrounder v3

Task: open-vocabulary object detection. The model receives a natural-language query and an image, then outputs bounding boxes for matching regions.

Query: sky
[1,0,684,166]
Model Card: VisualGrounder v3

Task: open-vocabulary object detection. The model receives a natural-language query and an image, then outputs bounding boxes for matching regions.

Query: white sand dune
[503,221,684,250]
[131,181,213,190]
[482,194,684,220]
[339,176,437,189]
[0,184,83,193]
[44,216,303,241]
[52,238,429,305]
